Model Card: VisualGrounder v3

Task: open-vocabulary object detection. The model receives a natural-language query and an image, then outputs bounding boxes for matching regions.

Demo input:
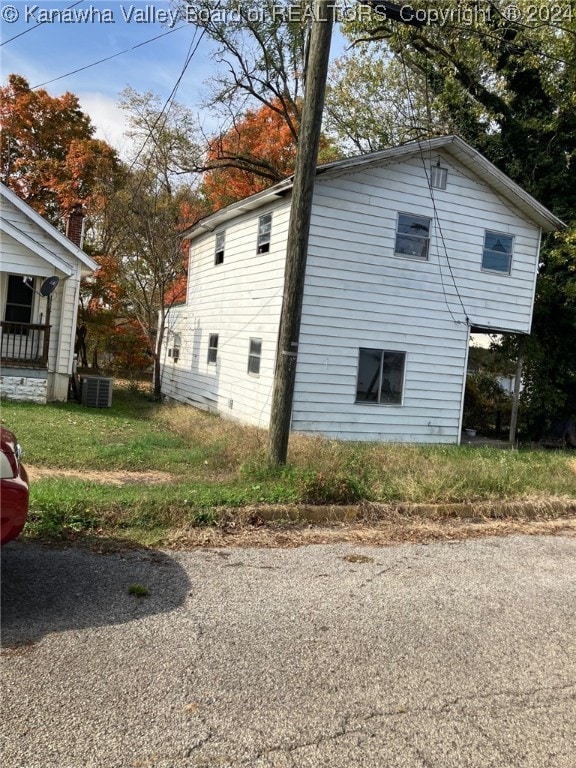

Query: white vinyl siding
[0,193,88,402]
[291,154,540,442]
[161,147,545,444]
[160,203,288,427]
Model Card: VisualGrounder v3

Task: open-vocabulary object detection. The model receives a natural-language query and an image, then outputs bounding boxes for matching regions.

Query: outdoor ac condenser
[81,376,113,408]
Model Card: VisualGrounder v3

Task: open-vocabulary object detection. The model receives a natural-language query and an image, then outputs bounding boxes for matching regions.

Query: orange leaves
[202,100,299,209]
[0,74,119,224]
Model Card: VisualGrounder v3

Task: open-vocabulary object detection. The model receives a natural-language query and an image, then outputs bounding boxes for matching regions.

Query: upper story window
[482,231,513,274]
[430,165,448,190]
[356,348,406,405]
[257,213,272,254]
[207,333,219,364]
[247,338,262,375]
[394,213,431,260]
[214,231,225,265]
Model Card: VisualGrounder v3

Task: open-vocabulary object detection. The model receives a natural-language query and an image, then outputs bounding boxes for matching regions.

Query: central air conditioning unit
[81,376,113,408]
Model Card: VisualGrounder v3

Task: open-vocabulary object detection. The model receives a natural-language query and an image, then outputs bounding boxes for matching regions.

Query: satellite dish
[39,276,60,297]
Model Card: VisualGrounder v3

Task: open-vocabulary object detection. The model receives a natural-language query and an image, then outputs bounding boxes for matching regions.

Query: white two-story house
[159,136,564,444]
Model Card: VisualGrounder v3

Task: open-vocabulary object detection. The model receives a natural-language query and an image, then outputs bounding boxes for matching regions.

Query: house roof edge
[0,183,98,272]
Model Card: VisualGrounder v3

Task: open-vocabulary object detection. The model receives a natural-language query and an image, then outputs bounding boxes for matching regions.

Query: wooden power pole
[268,0,334,466]
[267,1,422,466]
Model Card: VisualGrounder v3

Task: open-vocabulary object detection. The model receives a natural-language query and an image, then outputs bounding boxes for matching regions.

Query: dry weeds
[27,467,174,486]
[163,515,576,550]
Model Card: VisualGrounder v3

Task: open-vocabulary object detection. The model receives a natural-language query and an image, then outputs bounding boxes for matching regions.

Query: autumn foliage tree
[0,74,119,226]
[201,99,339,210]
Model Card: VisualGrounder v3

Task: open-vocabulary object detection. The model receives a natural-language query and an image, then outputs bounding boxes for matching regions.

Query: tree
[82,91,206,397]
[200,98,338,209]
[103,174,193,395]
[0,74,119,225]
[324,45,454,153]
[180,0,306,142]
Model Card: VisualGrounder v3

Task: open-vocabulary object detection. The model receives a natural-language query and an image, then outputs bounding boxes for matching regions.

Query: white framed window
[247,338,262,375]
[394,213,431,260]
[168,335,181,362]
[356,348,406,405]
[481,231,513,274]
[430,165,448,190]
[257,213,272,254]
[207,333,219,364]
[214,231,225,265]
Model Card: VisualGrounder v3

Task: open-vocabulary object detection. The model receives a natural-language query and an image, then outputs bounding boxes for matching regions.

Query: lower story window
[356,348,406,405]
[207,333,218,364]
[248,338,262,375]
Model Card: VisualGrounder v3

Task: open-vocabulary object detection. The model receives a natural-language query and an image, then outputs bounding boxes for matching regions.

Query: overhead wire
[126,26,206,178]
[397,44,469,325]
[30,25,190,90]
[0,0,86,46]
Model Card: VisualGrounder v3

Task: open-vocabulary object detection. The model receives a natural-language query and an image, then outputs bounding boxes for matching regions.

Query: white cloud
[78,92,132,158]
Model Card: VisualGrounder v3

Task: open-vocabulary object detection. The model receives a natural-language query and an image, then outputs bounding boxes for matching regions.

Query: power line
[0,0,85,46]
[126,27,206,176]
[397,47,469,325]
[31,25,189,90]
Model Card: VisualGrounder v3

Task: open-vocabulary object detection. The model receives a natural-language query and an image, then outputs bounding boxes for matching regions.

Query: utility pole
[268,0,334,466]
[509,335,526,447]
[267,0,423,466]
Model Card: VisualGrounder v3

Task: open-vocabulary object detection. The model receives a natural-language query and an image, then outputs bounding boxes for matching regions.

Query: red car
[0,427,29,545]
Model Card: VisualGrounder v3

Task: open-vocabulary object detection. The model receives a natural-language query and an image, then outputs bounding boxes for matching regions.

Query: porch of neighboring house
[1,273,54,403]
[1,321,50,368]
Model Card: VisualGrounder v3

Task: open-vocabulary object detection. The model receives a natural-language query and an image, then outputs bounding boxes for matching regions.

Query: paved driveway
[1,535,575,767]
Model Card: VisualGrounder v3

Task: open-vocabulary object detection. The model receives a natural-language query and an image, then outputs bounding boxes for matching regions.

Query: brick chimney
[65,206,85,248]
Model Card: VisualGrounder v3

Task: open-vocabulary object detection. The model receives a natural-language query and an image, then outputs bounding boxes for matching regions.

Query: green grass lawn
[2,385,575,544]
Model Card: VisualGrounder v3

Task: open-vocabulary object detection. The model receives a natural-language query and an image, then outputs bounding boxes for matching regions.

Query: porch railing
[0,322,51,367]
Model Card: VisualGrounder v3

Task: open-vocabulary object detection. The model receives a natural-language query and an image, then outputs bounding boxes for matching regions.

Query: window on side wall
[207,334,219,364]
[5,275,34,324]
[394,213,431,259]
[214,231,225,265]
[355,348,406,405]
[170,334,181,363]
[481,231,513,273]
[257,213,272,253]
[247,338,262,375]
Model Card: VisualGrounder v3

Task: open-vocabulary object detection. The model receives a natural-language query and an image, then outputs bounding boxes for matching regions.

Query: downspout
[456,320,471,444]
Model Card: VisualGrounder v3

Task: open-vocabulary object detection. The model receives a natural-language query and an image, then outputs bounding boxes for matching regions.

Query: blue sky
[1,1,348,153]
[1,1,220,151]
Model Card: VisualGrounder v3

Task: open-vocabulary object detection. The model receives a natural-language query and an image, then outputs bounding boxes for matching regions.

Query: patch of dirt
[163,515,576,549]
[27,467,174,486]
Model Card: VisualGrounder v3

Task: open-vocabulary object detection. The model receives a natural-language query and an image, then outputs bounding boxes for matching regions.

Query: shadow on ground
[0,540,190,649]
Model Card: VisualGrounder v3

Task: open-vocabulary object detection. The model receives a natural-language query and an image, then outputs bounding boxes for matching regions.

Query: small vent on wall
[81,376,113,408]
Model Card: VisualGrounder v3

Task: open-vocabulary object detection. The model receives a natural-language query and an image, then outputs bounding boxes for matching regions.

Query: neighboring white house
[1,183,97,403]
[160,136,564,444]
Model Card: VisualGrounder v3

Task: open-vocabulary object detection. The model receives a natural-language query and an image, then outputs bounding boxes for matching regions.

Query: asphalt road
[1,535,575,768]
